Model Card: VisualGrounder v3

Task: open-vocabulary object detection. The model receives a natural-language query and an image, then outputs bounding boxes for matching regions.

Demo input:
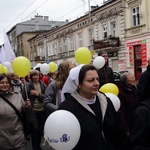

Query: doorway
[134,45,142,80]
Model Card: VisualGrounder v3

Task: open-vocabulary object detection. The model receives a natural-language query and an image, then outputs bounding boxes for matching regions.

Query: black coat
[97,65,114,87]
[58,91,127,150]
[130,98,150,150]
[117,85,139,133]
[24,80,47,106]
[137,65,150,98]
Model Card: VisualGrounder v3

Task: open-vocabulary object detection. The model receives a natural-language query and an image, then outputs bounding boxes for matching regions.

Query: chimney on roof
[91,5,99,11]
[44,16,49,21]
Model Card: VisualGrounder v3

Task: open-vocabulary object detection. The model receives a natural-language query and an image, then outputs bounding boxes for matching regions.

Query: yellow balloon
[99,83,119,96]
[3,66,8,74]
[0,64,4,73]
[12,56,31,77]
[75,47,91,64]
[49,62,57,73]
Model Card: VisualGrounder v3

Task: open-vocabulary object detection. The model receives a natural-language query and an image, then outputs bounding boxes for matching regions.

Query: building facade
[29,0,125,70]
[123,0,150,80]
[7,15,68,59]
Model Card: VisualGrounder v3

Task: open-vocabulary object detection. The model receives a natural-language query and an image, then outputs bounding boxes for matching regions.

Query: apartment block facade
[7,0,150,79]
[29,0,125,70]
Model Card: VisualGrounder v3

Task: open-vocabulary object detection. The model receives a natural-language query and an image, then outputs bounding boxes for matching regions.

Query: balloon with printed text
[44,110,81,150]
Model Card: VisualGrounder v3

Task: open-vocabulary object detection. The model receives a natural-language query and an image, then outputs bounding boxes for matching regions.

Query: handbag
[0,94,33,141]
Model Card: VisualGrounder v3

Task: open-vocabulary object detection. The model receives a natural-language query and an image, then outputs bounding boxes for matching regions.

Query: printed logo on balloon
[44,110,81,150]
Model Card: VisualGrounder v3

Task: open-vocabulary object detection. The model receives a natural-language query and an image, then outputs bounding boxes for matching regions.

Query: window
[102,24,107,38]
[63,38,68,51]
[110,22,116,37]
[37,46,41,56]
[47,43,54,56]
[132,7,140,26]
[69,35,73,50]
[58,39,62,53]
[78,33,82,47]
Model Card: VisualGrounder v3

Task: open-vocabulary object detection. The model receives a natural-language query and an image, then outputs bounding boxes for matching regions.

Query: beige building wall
[124,0,150,79]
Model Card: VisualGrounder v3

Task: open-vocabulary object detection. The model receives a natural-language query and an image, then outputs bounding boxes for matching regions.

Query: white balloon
[105,93,121,111]
[44,110,81,150]
[3,62,12,70]
[92,56,105,69]
[33,65,39,70]
[40,64,50,75]
[36,63,42,67]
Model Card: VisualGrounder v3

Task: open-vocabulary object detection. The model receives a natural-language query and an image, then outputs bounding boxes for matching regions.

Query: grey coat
[43,81,59,117]
[0,92,26,150]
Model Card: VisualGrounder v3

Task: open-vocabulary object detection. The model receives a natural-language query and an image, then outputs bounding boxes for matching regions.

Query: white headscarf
[61,64,84,102]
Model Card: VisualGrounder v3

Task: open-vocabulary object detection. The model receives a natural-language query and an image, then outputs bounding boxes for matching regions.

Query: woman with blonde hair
[43,60,75,116]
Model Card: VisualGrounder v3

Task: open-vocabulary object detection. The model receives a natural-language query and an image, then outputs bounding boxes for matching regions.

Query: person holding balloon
[43,60,75,117]
[58,64,127,150]
[23,69,47,150]
[117,72,139,139]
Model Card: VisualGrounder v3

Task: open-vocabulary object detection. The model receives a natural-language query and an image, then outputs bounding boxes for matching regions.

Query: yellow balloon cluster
[12,56,31,77]
[99,83,119,96]
[49,62,57,73]
[75,47,91,64]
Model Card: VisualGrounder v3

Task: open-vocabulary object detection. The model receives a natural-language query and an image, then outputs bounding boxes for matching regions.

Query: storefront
[126,40,147,80]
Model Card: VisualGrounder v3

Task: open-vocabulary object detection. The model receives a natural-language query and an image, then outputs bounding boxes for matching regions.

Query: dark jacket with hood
[43,81,58,117]
[58,91,127,150]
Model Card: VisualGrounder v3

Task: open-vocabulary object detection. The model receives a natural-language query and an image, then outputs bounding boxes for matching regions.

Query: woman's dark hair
[0,73,12,89]
[79,65,97,84]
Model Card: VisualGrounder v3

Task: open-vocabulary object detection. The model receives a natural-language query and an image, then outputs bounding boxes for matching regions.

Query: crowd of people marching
[0,50,150,150]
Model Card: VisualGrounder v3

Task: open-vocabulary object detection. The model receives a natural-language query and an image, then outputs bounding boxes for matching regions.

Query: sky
[0,0,104,45]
